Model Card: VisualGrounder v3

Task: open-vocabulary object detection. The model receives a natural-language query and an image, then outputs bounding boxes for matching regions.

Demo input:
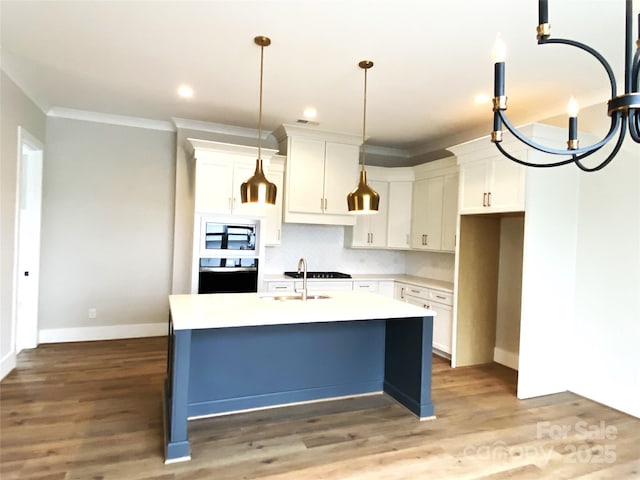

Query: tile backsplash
[263,223,454,282]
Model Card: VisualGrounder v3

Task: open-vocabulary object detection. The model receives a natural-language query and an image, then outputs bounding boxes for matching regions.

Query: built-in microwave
[199,218,258,256]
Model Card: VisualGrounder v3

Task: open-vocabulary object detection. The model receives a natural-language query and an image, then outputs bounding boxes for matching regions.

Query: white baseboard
[1,350,17,381]
[39,323,167,344]
[494,346,519,370]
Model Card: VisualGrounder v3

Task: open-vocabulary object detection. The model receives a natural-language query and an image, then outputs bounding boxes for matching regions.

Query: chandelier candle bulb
[567,96,579,149]
[492,35,507,111]
[539,0,549,25]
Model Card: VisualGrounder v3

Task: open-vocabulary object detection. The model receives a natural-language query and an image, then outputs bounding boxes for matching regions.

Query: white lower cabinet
[394,282,453,356]
[297,280,354,292]
[353,280,379,293]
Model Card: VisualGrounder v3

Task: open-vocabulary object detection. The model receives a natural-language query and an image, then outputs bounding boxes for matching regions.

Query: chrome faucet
[297,257,308,301]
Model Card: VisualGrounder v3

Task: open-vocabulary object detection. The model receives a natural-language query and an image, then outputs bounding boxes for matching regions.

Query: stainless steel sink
[260,294,331,301]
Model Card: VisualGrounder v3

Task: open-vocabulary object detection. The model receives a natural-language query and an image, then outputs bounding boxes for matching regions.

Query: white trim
[366,144,411,158]
[0,351,17,381]
[494,346,519,371]
[47,107,175,132]
[39,323,167,344]
[172,117,267,139]
[13,127,45,354]
[188,391,382,421]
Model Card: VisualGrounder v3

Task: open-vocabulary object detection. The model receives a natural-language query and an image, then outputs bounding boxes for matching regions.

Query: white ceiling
[1,0,633,162]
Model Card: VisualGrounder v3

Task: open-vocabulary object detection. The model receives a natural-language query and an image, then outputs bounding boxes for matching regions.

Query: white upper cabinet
[323,142,361,216]
[387,180,413,249]
[441,172,459,252]
[274,124,360,226]
[262,157,285,246]
[344,166,414,250]
[411,176,444,250]
[410,157,459,253]
[285,137,326,214]
[194,160,235,215]
[349,180,389,248]
[188,138,283,222]
[451,134,529,214]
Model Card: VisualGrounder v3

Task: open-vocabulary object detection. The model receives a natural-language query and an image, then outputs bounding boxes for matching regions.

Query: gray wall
[39,117,175,332]
[0,70,46,375]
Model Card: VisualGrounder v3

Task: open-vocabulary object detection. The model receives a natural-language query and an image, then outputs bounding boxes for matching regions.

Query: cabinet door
[368,180,388,247]
[262,169,284,246]
[230,163,258,216]
[350,216,371,247]
[441,173,459,252]
[459,159,489,213]
[489,156,526,212]
[287,137,326,214]
[323,142,359,215]
[394,282,408,300]
[387,181,413,249]
[195,161,234,214]
[411,176,443,250]
[430,300,453,354]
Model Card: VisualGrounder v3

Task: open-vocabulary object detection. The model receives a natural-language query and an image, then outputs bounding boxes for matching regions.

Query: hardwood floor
[1,337,638,479]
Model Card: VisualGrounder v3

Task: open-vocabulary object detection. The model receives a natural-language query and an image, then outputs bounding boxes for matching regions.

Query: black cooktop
[284,271,352,279]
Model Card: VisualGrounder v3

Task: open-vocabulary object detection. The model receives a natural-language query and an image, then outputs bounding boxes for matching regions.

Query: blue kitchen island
[164,290,436,463]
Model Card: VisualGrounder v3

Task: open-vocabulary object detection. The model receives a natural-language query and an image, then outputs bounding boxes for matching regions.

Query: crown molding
[365,144,411,158]
[172,117,273,140]
[47,107,175,131]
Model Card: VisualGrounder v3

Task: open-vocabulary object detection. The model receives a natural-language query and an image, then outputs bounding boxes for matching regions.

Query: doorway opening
[453,212,524,396]
[13,126,44,353]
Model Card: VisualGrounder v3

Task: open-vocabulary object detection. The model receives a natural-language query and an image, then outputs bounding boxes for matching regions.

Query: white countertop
[169,290,435,331]
[262,273,454,293]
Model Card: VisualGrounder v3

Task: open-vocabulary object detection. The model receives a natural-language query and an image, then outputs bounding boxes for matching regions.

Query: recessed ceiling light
[303,106,317,119]
[177,85,194,98]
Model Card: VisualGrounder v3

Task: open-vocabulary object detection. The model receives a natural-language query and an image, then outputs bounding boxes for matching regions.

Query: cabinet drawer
[428,289,453,306]
[266,281,295,292]
[353,280,379,293]
[404,285,429,299]
[297,280,353,292]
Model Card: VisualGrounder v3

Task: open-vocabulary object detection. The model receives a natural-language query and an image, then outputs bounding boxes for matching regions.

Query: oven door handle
[199,267,258,273]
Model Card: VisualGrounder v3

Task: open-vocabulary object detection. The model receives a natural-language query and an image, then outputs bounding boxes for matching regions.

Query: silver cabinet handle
[410,289,420,294]
[320,198,324,210]
[483,192,487,207]
[487,192,492,206]
[400,287,405,299]
[406,233,410,245]
[435,295,446,300]
[277,229,281,241]
[324,198,328,210]
[274,285,288,290]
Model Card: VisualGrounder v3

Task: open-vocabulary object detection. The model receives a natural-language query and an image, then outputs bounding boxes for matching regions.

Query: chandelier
[491,0,639,172]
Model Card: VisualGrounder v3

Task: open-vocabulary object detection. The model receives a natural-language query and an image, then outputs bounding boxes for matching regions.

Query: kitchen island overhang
[164,291,436,463]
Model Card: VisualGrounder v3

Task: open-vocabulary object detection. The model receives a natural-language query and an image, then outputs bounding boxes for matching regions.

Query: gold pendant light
[347,60,379,214]
[241,36,277,206]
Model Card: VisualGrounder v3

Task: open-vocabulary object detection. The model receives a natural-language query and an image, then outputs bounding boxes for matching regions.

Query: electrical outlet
[88,308,97,319]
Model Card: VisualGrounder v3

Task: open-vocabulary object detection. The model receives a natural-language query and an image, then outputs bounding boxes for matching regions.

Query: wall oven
[199,219,257,256]
[196,218,260,294]
[198,257,258,294]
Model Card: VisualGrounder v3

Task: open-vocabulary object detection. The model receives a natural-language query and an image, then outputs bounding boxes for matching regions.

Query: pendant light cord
[361,66,367,172]
[258,44,264,162]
